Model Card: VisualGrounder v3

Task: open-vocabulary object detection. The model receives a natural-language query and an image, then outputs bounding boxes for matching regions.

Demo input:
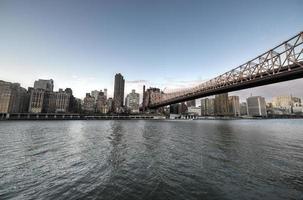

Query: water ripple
[0,120,303,200]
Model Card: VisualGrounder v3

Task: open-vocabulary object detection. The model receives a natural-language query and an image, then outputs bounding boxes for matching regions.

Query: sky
[0,0,302,102]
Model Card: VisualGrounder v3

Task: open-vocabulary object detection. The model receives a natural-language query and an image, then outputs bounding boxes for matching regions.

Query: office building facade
[0,80,29,113]
[28,88,45,113]
[240,102,248,116]
[83,93,95,113]
[201,98,215,116]
[125,89,140,113]
[53,89,70,113]
[228,96,240,116]
[113,73,125,112]
[96,91,108,114]
[188,106,201,116]
[214,93,229,116]
[34,79,54,92]
[186,100,196,107]
[247,96,267,117]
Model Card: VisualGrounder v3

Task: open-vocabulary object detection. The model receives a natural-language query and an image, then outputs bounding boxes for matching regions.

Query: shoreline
[0,113,167,121]
[1,114,303,121]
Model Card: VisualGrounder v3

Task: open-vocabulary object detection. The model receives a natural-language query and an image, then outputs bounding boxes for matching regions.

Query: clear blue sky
[0,0,302,99]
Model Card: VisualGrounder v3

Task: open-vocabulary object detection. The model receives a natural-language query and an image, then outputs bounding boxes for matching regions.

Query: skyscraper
[28,88,45,113]
[246,96,267,117]
[65,88,78,113]
[0,80,29,113]
[83,93,95,113]
[113,73,125,112]
[142,87,161,109]
[53,89,70,113]
[107,98,114,112]
[96,91,108,114]
[214,93,229,116]
[125,89,140,113]
[104,89,108,99]
[201,98,215,116]
[30,79,54,113]
[228,96,240,116]
[180,102,188,114]
[91,90,100,103]
[240,102,248,116]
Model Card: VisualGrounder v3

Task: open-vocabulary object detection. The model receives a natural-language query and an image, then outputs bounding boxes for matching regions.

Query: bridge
[147,32,303,109]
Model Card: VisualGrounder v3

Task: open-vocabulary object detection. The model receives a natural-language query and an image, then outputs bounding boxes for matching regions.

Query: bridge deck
[149,62,303,108]
[149,32,303,108]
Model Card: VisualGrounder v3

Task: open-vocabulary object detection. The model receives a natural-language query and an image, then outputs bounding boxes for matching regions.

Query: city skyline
[1,76,303,105]
[1,2,303,200]
[0,0,302,99]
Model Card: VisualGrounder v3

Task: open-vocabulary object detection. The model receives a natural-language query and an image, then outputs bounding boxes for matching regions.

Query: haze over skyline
[0,0,302,100]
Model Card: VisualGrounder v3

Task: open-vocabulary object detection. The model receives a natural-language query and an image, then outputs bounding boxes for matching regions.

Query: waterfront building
[0,80,29,113]
[29,79,54,113]
[143,87,161,110]
[42,91,56,113]
[29,87,71,113]
[169,103,181,115]
[163,106,170,115]
[271,95,302,114]
[293,106,303,114]
[266,102,273,109]
[53,89,70,113]
[65,88,76,113]
[113,73,125,112]
[107,98,113,112]
[272,95,301,108]
[34,79,54,92]
[188,106,201,116]
[272,96,292,108]
[240,102,248,116]
[104,89,108,99]
[228,96,240,116]
[28,88,45,113]
[91,90,100,103]
[290,97,302,115]
[142,85,146,112]
[149,88,162,105]
[246,96,267,117]
[186,100,196,107]
[180,102,188,114]
[125,89,140,113]
[96,91,108,114]
[201,98,215,116]
[64,88,82,113]
[214,93,229,116]
[292,97,301,106]
[291,97,301,114]
[74,98,82,113]
[83,93,95,113]
[65,88,73,95]
[18,87,30,113]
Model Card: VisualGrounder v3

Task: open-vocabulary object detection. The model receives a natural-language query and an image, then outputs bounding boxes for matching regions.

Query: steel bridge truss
[149,32,303,108]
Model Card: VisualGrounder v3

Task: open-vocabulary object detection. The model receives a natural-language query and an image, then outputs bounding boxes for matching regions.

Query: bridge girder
[148,32,303,109]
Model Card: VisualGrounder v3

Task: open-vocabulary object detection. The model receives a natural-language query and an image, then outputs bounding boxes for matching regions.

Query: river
[0,119,302,200]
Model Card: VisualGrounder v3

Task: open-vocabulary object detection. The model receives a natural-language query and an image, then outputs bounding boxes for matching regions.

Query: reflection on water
[0,120,303,200]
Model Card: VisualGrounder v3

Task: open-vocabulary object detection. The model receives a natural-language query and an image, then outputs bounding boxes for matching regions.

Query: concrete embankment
[0,113,165,121]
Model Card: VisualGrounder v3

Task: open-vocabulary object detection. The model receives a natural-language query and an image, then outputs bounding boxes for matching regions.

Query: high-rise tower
[113,73,125,112]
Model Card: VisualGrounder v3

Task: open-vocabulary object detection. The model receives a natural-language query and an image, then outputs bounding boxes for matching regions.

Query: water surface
[0,120,303,200]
